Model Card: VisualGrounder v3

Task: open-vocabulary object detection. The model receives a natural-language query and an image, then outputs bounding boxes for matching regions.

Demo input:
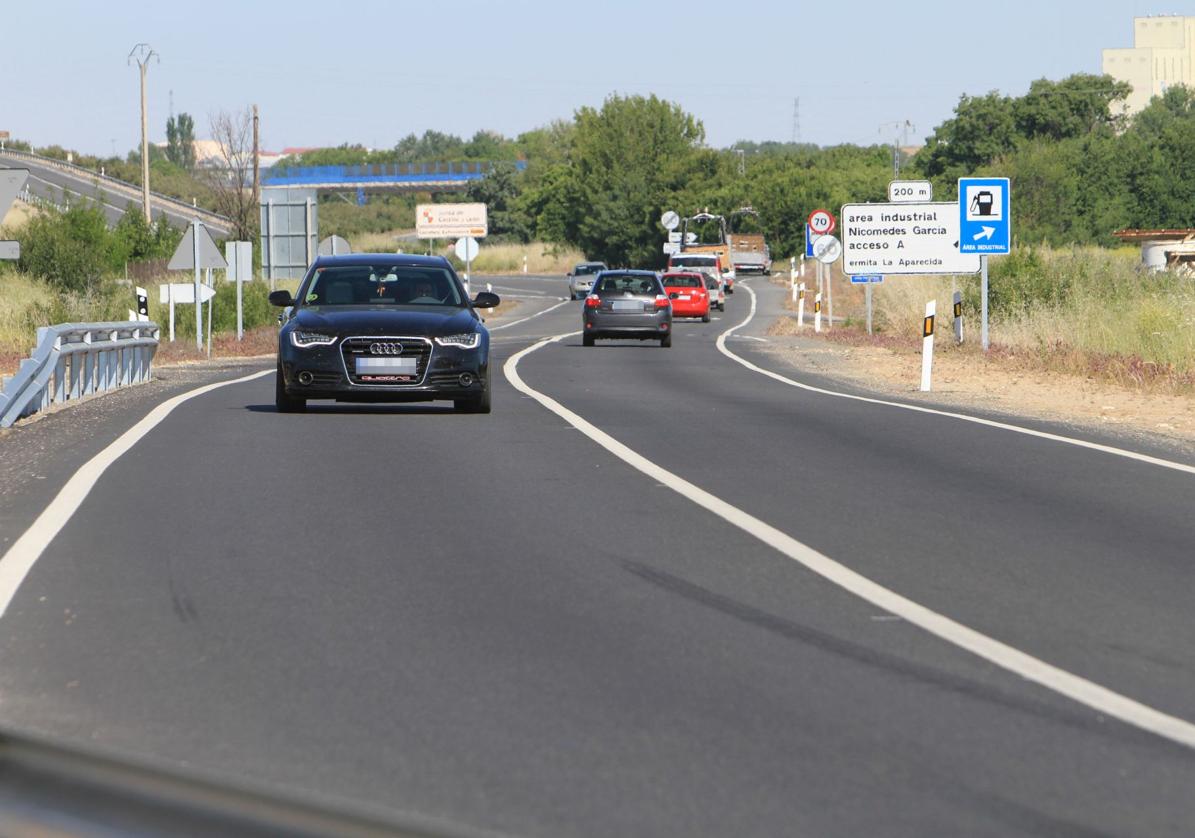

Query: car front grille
[339,337,432,386]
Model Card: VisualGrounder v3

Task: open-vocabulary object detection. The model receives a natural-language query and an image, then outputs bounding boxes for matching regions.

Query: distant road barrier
[0,322,160,428]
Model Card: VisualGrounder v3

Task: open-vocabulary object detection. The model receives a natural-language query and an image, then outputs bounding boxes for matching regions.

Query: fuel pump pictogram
[969,190,996,217]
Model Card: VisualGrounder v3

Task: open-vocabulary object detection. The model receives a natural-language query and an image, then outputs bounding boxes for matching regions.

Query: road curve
[0,274,1193,837]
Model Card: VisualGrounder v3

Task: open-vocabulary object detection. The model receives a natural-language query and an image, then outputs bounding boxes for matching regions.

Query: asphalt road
[1,274,1194,836]
[0,150,231,234]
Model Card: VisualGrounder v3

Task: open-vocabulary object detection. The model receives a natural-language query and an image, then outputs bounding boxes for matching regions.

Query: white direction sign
[454,236,480,262]
[168,222,227,270]
[813,234,842,264]
[660,210,680,231]
[225,241,253,282]
[160,283,215,304]
[0,169,29,219]
[840,202,980,276]
[416,203,488,239]
[662,242,680,255]
[889,180,933,203]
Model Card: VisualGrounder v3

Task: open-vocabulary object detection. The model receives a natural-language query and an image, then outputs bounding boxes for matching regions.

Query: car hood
[291,305,479,337]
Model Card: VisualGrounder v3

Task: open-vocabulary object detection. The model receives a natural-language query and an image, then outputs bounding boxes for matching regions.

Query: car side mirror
[269,290,295,307]
[472,291,500,309]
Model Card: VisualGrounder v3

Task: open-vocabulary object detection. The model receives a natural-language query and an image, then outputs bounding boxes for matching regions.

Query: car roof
[576,261,606,267]
[310,253,453,270]
[599,269,658,276]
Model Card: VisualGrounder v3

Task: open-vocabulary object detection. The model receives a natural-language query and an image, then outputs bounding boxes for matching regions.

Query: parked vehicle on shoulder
[661,272,711,322]
[582,270,673,348]
[567,261,608,300]
[270,254,500,414]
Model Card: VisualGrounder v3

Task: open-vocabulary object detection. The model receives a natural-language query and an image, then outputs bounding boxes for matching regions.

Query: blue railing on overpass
[262,160,527,187]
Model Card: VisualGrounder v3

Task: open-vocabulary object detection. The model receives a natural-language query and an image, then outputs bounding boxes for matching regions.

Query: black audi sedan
[269,254,499,413]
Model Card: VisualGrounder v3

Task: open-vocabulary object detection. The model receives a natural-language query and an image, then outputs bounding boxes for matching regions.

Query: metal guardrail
[0,148,231,232]
[0,322,160,428]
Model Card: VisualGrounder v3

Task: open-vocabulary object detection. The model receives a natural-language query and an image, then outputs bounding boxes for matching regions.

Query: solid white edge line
[0,369,272,618]
[488,299,570,332]
[719,281,1195,476]
[504,335,1195,750]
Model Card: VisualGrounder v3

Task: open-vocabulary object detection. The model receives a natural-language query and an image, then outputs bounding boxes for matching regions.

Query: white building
[1103,16,1195,115]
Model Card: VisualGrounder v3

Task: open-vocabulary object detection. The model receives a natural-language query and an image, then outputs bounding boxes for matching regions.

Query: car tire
[583,333,595,347]
[275,364,306,413]
[660,334,672,348]
[455,377,492,414]
[702,311,711,323]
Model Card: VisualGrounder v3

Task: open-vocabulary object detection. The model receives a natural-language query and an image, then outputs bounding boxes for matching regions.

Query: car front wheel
[275,364,306,413]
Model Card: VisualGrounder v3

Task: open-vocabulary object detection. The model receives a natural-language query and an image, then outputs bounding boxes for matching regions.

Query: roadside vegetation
[7,72,1195,396]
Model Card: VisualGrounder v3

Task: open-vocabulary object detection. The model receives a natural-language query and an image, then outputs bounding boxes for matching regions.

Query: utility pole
[879,119,915,178]
[791,98,801,144]
[252,104,260,208]
[128,44,158,225]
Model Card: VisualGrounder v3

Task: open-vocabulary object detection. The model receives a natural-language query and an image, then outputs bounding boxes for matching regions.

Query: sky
[0,0,1187,157]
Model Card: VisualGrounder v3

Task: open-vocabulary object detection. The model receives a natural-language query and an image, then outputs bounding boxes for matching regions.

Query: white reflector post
[921,299,936,392]
[814,292,823,334]
[797,283,806,328]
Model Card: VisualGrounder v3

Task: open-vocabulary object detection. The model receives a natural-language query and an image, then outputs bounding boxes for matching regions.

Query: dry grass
[776,245,1195,393]
[342,233,585,276]
[1,201,39,231]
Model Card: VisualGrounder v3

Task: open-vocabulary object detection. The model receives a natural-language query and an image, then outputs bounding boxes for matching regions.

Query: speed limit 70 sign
[807,208,836,236]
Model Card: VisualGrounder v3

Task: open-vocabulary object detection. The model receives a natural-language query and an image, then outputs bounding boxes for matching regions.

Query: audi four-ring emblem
[370,342,403,355]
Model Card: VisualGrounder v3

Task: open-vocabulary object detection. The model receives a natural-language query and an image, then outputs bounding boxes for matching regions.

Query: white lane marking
[504,335,1195,750]
[719,282,1195,476]
[488,298,570,332]
[490,285,551,297]
[0,369,272,618]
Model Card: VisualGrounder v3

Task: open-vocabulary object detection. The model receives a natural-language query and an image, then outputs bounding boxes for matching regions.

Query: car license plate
[678,295,691,300]
[355,356,417,374]
[612,300,641,311]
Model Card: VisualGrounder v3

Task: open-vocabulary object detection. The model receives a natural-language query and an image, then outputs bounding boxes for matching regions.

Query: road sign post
[959,177,1011,352]
[851,275,883,335]
[168,219,228,351]
[813,234,841,331]
[193,221,201,351]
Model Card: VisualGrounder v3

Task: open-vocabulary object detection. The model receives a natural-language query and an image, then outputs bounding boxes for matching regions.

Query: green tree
[915,92,1017,183]
[466,162,530,241]
[1012,74,1131,141]
[165,112,196,170]
[567,94,704,266]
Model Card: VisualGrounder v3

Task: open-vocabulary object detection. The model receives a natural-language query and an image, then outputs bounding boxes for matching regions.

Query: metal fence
[0,322,161,428]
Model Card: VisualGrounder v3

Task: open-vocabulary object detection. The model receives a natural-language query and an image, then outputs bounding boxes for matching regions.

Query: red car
[661,272,711,322]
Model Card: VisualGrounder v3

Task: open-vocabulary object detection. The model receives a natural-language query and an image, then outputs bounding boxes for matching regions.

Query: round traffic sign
[660,210,680,231]
[807,208,836,237]
[813,234,842,264]
[454,236,480,262]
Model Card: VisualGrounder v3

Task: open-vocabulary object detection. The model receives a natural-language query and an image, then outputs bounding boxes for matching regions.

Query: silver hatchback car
[567,262,608,300]
[582,270,673,348]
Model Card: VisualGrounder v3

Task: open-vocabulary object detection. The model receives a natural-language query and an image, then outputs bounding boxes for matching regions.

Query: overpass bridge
[261,160,526,193]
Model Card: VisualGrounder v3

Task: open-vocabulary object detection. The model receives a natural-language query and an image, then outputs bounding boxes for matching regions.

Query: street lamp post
[128,44,158,225]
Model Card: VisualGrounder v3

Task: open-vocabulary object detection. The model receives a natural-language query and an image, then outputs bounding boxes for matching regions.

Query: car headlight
[434,332,481,349]
[290,330,337,348]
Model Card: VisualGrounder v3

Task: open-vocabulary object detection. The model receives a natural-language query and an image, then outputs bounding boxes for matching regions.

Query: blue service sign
[958,177,1011,254]
[805,223,816,258]
[850,274,883,284]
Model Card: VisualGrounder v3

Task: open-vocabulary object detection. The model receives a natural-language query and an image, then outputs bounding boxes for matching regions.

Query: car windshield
[663,274,703,288]
[595,274,659,295]
[301,265,463,307]
[574,264,604,275]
